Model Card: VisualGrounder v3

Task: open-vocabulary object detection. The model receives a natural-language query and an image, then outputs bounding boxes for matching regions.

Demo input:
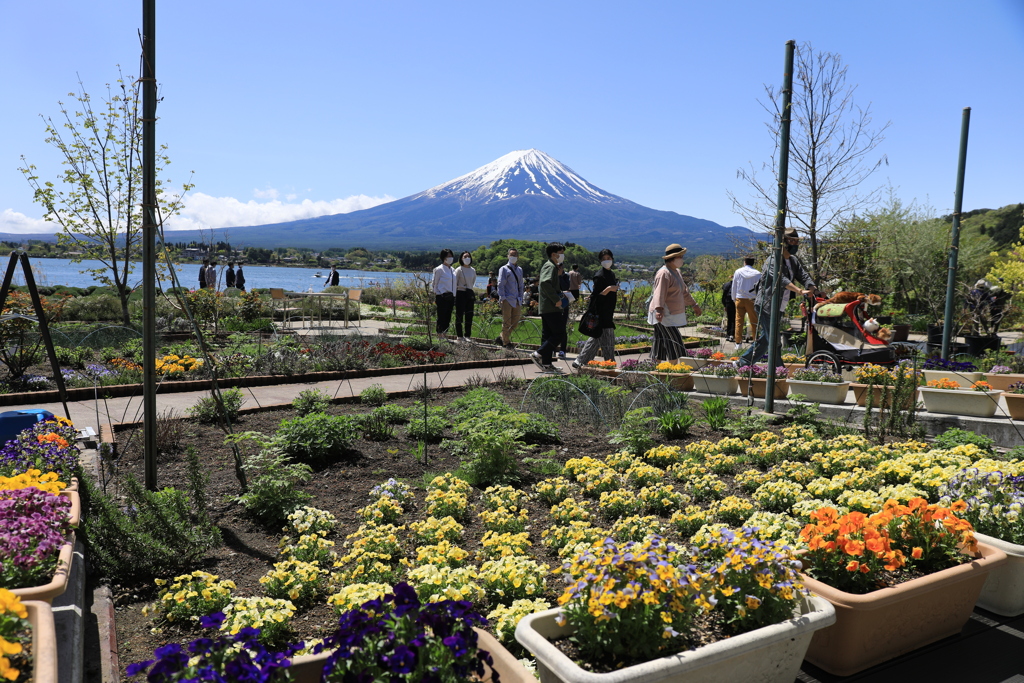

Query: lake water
[17,258,649,294]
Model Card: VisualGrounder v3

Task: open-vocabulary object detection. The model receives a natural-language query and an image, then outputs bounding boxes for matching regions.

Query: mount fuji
[185,150,756,256]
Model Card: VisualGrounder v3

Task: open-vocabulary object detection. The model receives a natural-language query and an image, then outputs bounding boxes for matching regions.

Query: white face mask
[444,257,453,265]
[556,253,565,264]
[509,256,518,264]
[671,258,683,268]
[462,257,471,266]
[601,260,613,269]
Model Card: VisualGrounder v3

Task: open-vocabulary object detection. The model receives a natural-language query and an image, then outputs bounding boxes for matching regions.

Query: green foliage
[701,397,731,431]
[726,411,773,439]
[187,388,245,424]
[405,414,448,442]
[276,413,360,466]
[608,407,657,456]
[370,404,411,424]
[658,409,696,439]
[54,345,94,368]
[932,428,995,454]
[82,448,220,584]
[292,388,332,417]
[459,429,525,488]
[360,411,396,441]
[783,397,821,427]
[360,383,389,406]
[232,441,313,525]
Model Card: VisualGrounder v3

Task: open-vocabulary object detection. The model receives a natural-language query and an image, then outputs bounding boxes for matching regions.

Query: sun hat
[784,227,799,239]
[663,244,687,260]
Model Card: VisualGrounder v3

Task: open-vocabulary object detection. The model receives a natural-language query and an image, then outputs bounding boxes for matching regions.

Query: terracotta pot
[690,374,739,395]
[802,541,1007,676]
[983,372,1024,392]
[1003,392,1024,420]
[918,387,1003,418]
[24,600,57,683]
[288,627,534,683]
[737,377,788,399]
[922,369,984,388]
[650,372,693,391]
[10,536,74,603]
[974,532,1024,616]
[786,379,850,405]
[515,596,836,683]
[850,383,918,410]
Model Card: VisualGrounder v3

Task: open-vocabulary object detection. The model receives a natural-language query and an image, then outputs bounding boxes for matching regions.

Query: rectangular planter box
[690,374,739,395]
[1003,392,1024,420]
[974,532,1024,616]
[737,377,788,399]
[650,372,693,391]
[918,387,1004,418]
[10,536,74,604]
[982,372,1024,392]
[922,369,984,388]
[24,600,57,683]
[786,379,850,405]
[802,542,1006,676]
[515,596,836,683]
[677,357,710,370]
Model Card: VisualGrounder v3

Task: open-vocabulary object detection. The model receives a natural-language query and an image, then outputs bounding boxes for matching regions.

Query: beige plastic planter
[288,627,533,683]
[786,379,850,405]
[677,357,710,370]
[982,372,1024,392]
[63,488,81,528]
[690,374,739,395]
[922,369,984,388]
[802,541,1006,676]
[10,536,74,603]
[974,533,1024,616]
[737,377,787,399]
[918,387,1003,418]
[515,595,836,683]
[1002,392,1024,420]
[649,372,693,391]
[24,600,57,683]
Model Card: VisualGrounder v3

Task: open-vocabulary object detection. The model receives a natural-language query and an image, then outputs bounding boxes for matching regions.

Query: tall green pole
[142,0,158,489]
[941,108,971,359]
[764,40,796,413]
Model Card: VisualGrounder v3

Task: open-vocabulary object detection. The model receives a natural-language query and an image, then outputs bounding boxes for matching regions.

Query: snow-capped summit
[413,149,623,204]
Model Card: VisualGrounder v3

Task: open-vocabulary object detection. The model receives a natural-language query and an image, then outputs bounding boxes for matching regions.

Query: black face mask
[787,242,800,255]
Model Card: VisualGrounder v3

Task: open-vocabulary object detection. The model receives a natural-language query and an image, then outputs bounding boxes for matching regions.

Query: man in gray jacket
[737,228,815,368]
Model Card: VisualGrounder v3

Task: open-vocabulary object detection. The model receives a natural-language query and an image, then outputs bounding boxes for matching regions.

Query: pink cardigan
[649,266,697,315]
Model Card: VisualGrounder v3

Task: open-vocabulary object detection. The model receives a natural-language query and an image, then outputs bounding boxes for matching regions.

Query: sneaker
[530,352,545,370]
[542,364,564,374]
[494,336,503,346]
[557,351,567,360]
[571,361,582,371]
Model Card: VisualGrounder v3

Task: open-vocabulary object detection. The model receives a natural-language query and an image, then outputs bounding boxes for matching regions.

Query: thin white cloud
[252,187,279,200]
[0,209,53,235]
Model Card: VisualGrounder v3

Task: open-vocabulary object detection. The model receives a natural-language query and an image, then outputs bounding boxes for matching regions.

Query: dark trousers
[651,323,686,361]
[738,303,780,368]
[454,290,474,338]
[435,294,455,335]
[538,311,567,364]
[559,305,571,352]
[724,300,736,338]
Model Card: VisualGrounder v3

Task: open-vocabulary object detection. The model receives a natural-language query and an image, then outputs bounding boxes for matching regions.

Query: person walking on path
[496,248,525,348]
[557,263,572,359]
[736,228,815,368]
[731,256,761,343]
[204,260,217,290]
[531,243,566,373]
[199,260,209,289]
[721,279,736,342]
[325,264,341,289]
[573,249,619,369]
[454,251,476,342]
[225,263,237,289]
[568,263,583,304]
[432,249,457,338]
[648,244,702,361]
[235,265,246,292]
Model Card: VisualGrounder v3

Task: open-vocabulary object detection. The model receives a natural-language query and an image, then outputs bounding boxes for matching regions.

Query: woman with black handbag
[572,249,619,370]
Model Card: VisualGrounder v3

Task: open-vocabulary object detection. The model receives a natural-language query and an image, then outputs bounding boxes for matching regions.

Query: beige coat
[649,265,697,315]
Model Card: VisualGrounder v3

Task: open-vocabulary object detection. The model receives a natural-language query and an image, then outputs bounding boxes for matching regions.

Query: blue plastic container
[0,409,56,446]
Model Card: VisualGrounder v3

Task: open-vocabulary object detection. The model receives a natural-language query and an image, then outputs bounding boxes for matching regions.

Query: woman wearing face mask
[573,249,619,370]
[648,243,702,361]
[453,250,476,342]
[432,248,457,338]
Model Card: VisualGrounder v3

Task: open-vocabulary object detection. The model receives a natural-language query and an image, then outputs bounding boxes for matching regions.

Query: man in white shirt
[732,256,761,343]
[495,248,525,348]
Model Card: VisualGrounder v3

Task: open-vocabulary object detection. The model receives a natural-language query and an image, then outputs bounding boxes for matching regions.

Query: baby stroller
[801,297,899,374]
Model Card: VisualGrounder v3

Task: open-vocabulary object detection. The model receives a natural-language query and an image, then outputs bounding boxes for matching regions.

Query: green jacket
[538,260,561,315]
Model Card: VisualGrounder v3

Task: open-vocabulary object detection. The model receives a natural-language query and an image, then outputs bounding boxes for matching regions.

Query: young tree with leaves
[19,67,192,325]
[730,42,889,282]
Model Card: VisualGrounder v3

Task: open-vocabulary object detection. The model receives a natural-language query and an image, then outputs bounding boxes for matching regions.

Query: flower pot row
[10,534,75,604]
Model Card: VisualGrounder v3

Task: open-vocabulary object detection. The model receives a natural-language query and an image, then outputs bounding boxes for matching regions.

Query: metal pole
[142,0,158,489]
[941,108,971,359]
[765,40,796,413]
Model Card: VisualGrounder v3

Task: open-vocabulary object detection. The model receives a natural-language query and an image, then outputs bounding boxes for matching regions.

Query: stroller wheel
[806,350,842,375]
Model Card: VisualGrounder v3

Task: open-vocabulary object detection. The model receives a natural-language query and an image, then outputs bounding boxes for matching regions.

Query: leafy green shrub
[932,428,995,453]
[292,388,332,416]
[83,448,221,584]
[234,446,313,525]
[277,413,360,466]
[659,410,696,439]
[405,414,448,442]
[360,383,389,406]
[702,397,731,431]
[460,429,524,487]
[54,345,94,368]
[404,335,434,351]
[187,388,245,424]
[608,407,657,456]
[360,411,396,441]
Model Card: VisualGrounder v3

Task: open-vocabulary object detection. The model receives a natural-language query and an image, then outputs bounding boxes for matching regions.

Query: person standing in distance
[736,228,815,369]
[732,256,761,343]
[496,248,525,349]
[432,249,457,338]
[199,260,209,289]
[204,260,217,290]
[531,243,567,373]
[235,264,246,292]
[454,251,476,342]
[568,263,583,305]
[573,249,619,369]
[648,244,701,361]
[225,262,236,289]
[325,264,340,289]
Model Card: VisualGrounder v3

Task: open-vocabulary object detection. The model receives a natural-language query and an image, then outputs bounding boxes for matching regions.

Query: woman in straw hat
[648,244,702,361]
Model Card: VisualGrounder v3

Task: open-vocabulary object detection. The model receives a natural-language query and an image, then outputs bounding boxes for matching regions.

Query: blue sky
[2,0,1022,236]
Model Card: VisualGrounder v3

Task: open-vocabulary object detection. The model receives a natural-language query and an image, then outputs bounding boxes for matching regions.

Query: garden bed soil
[104,385,744,675]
